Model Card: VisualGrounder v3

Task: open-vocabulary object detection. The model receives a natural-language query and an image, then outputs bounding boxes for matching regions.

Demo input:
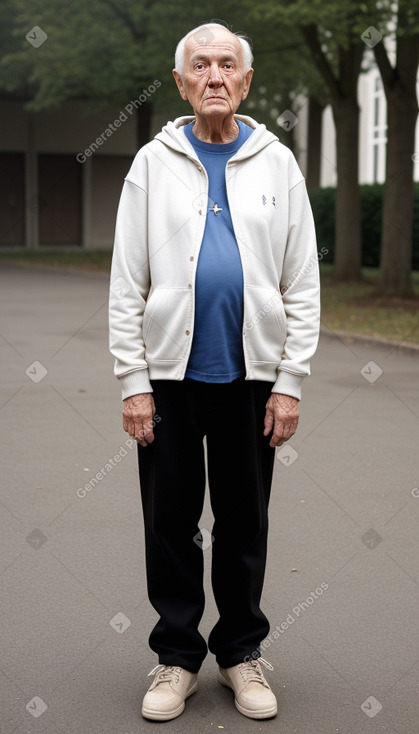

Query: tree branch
[373,39,396,94]
[300,24,340,100]
[101,0,142,43]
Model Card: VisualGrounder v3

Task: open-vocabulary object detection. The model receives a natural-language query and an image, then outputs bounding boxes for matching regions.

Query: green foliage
[258,0,394,50]
[0,0,328,119]
[310,184,419,270]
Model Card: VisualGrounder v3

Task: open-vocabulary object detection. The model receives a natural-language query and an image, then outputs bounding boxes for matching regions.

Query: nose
[208,62,223,87]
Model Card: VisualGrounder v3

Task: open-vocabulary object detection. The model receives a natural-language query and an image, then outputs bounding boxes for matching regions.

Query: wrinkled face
[173,26,253,120]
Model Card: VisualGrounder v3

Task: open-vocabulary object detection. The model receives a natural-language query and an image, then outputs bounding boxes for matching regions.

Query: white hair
[174,23,253,77]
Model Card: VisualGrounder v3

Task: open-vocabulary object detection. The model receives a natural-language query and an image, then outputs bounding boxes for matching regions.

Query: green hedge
[309,183,419,270]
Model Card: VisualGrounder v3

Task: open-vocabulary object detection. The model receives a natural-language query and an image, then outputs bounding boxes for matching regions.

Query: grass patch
[320,264,419,344]
[0,249,112,273]
[1,250,418,345]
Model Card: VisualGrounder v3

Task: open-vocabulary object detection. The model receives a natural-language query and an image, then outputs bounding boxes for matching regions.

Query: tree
[257,0,390,281]
[238,16,328,190]
[373,1,419,297]
[0,1,293,148]
[0,0,168,147]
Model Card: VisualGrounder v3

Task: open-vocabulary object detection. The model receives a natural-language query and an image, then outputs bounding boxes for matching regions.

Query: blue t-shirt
[184,120,253,382]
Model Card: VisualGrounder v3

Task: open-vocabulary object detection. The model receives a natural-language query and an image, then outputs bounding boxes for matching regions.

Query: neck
[192,115,239,144]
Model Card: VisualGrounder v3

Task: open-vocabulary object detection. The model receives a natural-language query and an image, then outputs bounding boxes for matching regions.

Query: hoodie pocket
[243,285,286,364]
[143,287,191,362]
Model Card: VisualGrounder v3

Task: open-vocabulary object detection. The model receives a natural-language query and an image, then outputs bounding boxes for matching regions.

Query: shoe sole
[218,671,278,720]
[141,680,198,721]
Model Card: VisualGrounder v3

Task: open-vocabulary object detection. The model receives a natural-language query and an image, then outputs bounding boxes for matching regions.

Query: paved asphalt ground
[1,264,419,734]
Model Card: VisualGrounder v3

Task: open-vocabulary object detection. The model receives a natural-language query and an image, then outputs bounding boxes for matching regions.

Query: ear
[172,69,188,101]
[241,68,254,101]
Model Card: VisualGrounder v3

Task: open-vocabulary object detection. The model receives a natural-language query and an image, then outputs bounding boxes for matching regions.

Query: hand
[122,393,156,447]
[263,393,300,448]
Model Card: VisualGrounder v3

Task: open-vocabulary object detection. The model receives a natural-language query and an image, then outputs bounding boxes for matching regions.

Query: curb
[320,327,419,356]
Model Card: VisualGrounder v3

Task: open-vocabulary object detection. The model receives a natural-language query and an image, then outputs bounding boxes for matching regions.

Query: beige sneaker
[218,657,277,719]
[141,664,198,721]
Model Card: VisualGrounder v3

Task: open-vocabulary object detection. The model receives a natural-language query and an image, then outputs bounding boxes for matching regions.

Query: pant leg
[137,380,208,673]
[206,379,275,668]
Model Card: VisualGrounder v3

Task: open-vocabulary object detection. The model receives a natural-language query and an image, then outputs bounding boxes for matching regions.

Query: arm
[264,174,320,445]
[273,177,321,400]
[109,160,157,444]
[109,173,153,399]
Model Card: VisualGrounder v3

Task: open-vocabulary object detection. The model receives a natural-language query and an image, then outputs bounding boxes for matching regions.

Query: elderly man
[109,21,320,722]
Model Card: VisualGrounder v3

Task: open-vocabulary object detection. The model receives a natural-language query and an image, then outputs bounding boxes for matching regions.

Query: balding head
[174,23,253,77]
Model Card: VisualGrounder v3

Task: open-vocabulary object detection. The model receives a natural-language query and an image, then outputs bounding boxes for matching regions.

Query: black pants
[137,378,276,673]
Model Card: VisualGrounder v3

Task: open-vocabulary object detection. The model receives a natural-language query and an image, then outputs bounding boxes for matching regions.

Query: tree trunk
[378,93,417,296]
[373,19,419,297]
[331,99,362,280]
[300,26,363,281]
[136,102,153,149]
[306,97,324,191]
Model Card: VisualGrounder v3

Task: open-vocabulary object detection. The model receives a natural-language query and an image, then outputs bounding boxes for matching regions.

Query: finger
[263,409,274,436]
[142,423,155,444]
[270,419,298,447]
[269,424,285,447]
[122,413,132,436]
[270,417,295,446]
[134,418,155,446]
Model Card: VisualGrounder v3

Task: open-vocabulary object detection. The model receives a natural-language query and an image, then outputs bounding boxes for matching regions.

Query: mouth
[205,96,226,102]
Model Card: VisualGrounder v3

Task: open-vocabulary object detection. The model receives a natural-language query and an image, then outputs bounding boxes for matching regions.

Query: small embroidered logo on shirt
[262,195,276,206]
[209,203,223,215]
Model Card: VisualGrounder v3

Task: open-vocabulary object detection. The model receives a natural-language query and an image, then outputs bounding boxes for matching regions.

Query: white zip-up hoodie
[109,114,321,401]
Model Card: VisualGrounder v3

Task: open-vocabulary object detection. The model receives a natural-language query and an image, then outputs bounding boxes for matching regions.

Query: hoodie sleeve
[108,170,153,400]
[273,174,321,400]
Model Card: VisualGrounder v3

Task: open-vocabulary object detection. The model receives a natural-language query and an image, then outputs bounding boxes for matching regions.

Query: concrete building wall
[0,100,170,249]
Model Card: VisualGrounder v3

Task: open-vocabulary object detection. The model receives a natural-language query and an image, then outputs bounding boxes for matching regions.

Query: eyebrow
[190,53,238,64]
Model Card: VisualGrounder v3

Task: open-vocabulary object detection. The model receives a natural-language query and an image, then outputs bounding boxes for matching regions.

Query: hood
[153,114,279,162]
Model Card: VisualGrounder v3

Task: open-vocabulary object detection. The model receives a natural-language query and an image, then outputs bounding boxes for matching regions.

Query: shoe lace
[147,664,181,684]
[238,657,274,687]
